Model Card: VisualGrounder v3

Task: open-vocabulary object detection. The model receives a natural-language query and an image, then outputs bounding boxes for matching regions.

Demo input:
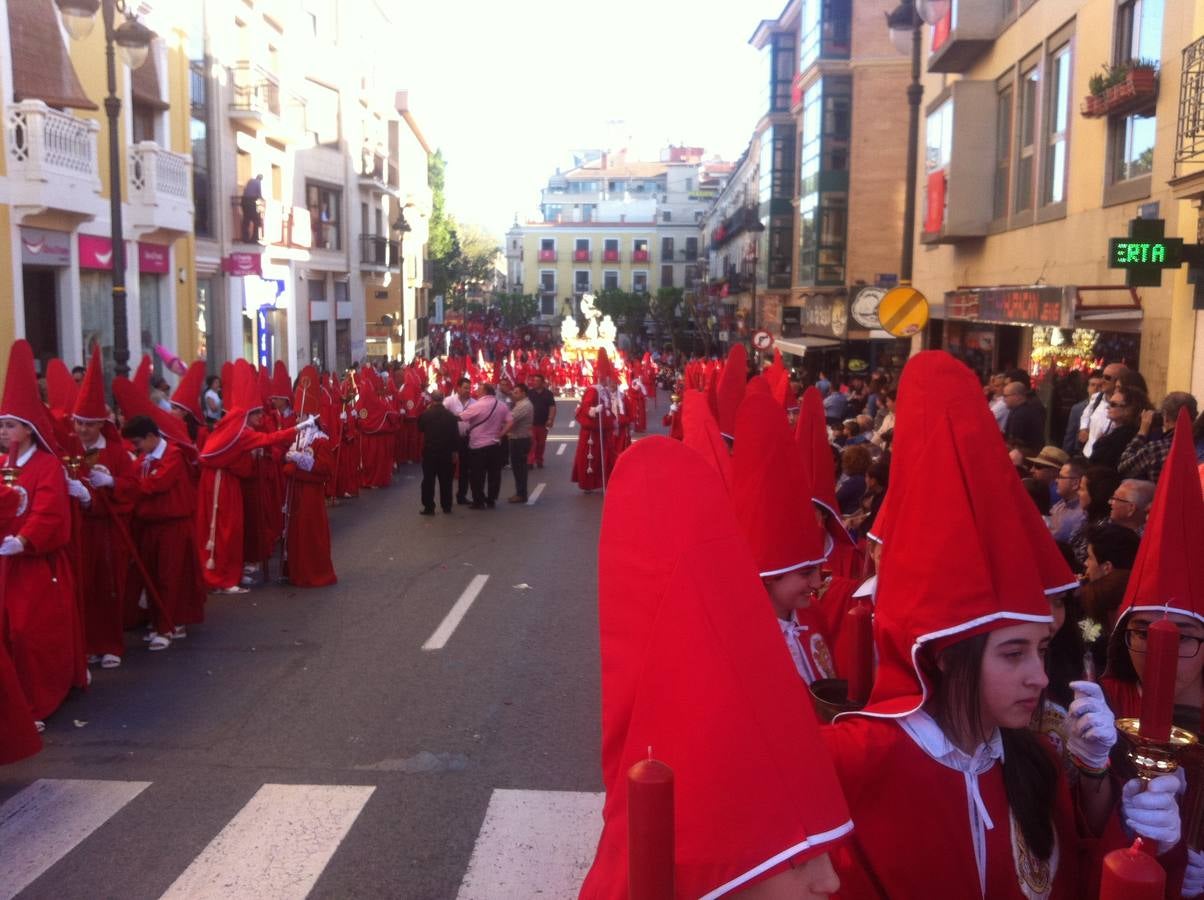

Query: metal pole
[900,24,923,285]
[103,0,130,377]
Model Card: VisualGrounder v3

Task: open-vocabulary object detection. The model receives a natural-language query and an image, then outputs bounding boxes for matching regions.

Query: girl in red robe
[281,367,336,588]
[0,340,87,728]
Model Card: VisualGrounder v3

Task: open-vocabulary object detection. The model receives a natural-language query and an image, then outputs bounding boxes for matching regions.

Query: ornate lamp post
[57,0,154,378]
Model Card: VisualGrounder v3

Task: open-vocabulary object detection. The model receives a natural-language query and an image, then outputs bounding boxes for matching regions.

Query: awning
[7,1,98,111]
[775,336,841,358]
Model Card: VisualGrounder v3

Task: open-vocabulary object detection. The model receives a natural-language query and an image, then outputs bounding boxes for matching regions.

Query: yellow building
[0,0,196,380]
[911,0,1203,401]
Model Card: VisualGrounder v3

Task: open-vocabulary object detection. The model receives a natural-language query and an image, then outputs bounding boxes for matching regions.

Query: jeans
[509,437,531,499]
[421,453,454,512]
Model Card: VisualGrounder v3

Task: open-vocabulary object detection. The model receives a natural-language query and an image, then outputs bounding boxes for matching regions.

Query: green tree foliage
[494,292,540,328]
[594,288,650,337]
[651,286,684,351]
[427,151,501,308]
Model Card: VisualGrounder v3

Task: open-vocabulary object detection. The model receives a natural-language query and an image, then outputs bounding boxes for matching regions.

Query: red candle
[1140,616,1179,743]
[1100,839,1165,900]
[846,600,874,705]
[628,755,674,900]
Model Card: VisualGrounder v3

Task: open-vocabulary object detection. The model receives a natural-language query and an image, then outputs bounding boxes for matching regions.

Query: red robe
[822,716,1124,899]
[129,442,207,631]
[662,406,683,440]
[282,435,337,587]
[0,448,85,720]
[571,387,616,491]
[196,424,298,591]
[0,637,40,764]
[78,437,137,658]
[335,411,361,498]
[631,386,648,433]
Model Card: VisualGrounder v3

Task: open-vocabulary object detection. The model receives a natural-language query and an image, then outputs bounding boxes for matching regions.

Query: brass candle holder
[809,678,864,724]
[1116,718,1198,783]
[0,467,18,486]
[62,455,84,478]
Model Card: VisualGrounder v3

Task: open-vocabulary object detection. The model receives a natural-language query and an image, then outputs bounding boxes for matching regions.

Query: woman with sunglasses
[1089,385,1150,470]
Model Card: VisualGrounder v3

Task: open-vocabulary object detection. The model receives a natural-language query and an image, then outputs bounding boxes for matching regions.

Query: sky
[395,0,787,241]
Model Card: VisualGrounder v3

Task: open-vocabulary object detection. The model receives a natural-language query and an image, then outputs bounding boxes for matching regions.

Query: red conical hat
[682,388,732,491]
[1115,408,1204,628]
[113,375,193,452]
[257,365,272,407]
[132,354,152,395]
[200,360,261,459]
[581,437,852,898]
[764,350,789,409]
[715,343,747,440]
[857,351,1052,720]
[170,360,207,422]
[45,359,78,415]
[293,365,321,418]
[0,341,60,454]
[73,343,108,421]
[594,348,616,383]
[270,360,292,400]
[732,392,828,577]
[1008,473,1079,595]
[796,387,854,548]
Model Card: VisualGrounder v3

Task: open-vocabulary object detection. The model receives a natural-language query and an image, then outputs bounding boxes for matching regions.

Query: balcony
[231,195,289,247]
[632,249,650,263]
[573,249,591,262]
[360,234,400,270]
[127,142,193,238]
[228,63,307,142]
[358,148,399,195]
[537,248,557,262]
[4,100,102,222]
[1081,65,1158,119]
[919,81,995,243]
[602,249,620,262]
[927,0,1002,74]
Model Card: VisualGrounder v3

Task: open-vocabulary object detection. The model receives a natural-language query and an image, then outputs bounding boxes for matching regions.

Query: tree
[494,292,539,328]
[594,288,650,340]
[650,286,684,352]
[445,222,501,311]
[428,150,455,300]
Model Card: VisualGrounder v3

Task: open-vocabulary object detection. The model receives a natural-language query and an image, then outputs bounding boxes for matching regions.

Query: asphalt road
[0,398,659,899]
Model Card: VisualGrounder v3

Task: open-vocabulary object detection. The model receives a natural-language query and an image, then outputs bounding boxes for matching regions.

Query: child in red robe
[280,366,336,588]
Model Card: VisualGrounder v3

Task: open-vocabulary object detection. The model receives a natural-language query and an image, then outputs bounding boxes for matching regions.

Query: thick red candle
[628,756,674,900]
[1100,839,1165,900]
[846,600,874,705]
[1140,616,1179,742]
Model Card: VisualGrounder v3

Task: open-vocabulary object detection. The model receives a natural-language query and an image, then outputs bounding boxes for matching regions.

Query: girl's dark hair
[121,415,160,440]
[921,633,1057,861]
[1082,466,1122,521]
[206,375,220,389]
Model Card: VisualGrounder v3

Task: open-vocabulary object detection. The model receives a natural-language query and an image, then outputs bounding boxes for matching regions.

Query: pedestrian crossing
[0,779,603,899]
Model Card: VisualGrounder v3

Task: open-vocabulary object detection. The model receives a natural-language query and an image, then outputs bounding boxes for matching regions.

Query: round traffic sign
[876,285,930,337]
[752,329,774,351]
[851,286,885,330]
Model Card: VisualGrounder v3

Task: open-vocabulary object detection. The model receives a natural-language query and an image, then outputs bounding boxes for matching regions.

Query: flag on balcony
[923,170,947,235]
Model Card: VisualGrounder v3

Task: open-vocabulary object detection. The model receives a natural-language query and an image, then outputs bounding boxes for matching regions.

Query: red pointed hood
[45,359,79,415]
[0,340,60,454]
[582,437,852,898]
[113,375,194,452]
[764,350,789,409]
[200,360,261,459]
[732,393,829,577]
[270,360,292,400]
[796,387,854,548]
[73,343,108,421]
[855,351,1053,721]
[715,344,747,439]
[595,348,616,384]
[132,354,152,395]
[220,361,234,398]
[1115,408,1204,628]
[682,389,732,491]
[293,365,321,419]
[257,365,273,408]
[170,360,207,422]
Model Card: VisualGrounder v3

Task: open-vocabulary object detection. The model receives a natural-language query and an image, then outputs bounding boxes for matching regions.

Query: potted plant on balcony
[1081,60,1159,118]
[1080,70,1109,117]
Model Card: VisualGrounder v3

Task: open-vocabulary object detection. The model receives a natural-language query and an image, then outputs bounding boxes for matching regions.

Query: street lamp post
[57,0,154,379]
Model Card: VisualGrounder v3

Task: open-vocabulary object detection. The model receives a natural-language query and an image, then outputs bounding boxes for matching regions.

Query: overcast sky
[396,0,786,240]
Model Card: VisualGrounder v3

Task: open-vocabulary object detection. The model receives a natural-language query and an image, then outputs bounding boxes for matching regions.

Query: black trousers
[509,437,531,499]
[421,453,454,512]
[468,443,503,504]
[456,436,471,501]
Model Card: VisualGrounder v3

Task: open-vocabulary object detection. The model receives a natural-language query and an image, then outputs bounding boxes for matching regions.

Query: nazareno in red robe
[282,434,337,587]
[196,424,298,591]
[1,448,86,719]
[335,411,361,498]
[571,387,615,491]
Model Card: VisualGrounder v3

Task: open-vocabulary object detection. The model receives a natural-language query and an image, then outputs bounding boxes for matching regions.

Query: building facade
[911,0,1204,401]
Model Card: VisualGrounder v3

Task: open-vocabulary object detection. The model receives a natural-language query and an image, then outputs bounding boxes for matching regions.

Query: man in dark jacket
[1002,381,1046,454]
[418,391,460,515]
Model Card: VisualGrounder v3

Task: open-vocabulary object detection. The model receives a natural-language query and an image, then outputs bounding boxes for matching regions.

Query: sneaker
[171,626,186,639]
[87,654,101,664]
[239,574,256,587]
[142,630,156,642]
[148,634,170,651]
[34,720,45,733]
[217,586,250,595]
[100,654,121,669]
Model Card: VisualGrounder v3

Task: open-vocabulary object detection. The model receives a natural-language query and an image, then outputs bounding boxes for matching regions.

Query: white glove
[1066,680,1118,770]
[88,469,114,489]
[1184,848,1204,898]
[1122,774,1184,855]
[297,414,318,430]
[590,405,602,416]
[67,478,91,503]
[0,535,23,556]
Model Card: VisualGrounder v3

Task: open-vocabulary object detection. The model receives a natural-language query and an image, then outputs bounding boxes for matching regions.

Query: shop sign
[20,227,70,266]
[793,293,848,338]
[944,286,1070,328]
[222,252,262,276]
[851,287,885,329]
[79,234,118,270]
[138,242,170,274]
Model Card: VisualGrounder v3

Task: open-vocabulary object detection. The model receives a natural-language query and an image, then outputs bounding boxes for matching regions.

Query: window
[540,271,555,293]
[1043,44,1070,205]
[798,77,848,286]
[575,238,589,252]
[305,79,339,145]
[306,183,342,250]
[994,85,1013,219]
[603,271,619,291]
[1108,0,1162,187]
[574,270,590,293]
[661,237,674,259]
[799,0,852,71]
[762,30,796,113]
[661,265,674,288]
[632,271,648,293]
[1014,63,1039,213]
[662,211,671,222]
[922,98,953,233]
[685,237,698,261]
[603,238,619,258]
[540,238,555,251]
[685,265,699,289]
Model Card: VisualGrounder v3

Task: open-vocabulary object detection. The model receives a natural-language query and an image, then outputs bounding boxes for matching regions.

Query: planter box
[1080,69,1158,119]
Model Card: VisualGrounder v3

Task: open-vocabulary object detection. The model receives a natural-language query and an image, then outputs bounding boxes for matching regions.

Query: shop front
[19,227,70,372]
[775,290,846,376]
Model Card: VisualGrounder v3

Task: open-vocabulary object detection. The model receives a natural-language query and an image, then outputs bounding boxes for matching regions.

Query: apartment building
[912,0,1204,399]
[0,0,195,380]
[506,148,726,322]
[188,0,432,376]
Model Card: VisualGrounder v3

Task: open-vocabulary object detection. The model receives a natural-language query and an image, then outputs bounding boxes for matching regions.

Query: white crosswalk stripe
[0,778,151,898]
[162,783,375,899]
[456,789,604,899]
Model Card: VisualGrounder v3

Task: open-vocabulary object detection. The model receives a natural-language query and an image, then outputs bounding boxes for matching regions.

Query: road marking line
[527,483,546,506]
[161,784,375,900]
[423,574,489,650]
[569,419,576,428]
[557,444,566,456]
[456,789,604,900]
[0,778,151,897]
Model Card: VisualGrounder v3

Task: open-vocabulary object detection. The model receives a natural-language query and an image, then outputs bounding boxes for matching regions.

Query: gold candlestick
[809,678,864,724]
[1116,718,1198,782]
[0,467,18,487]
